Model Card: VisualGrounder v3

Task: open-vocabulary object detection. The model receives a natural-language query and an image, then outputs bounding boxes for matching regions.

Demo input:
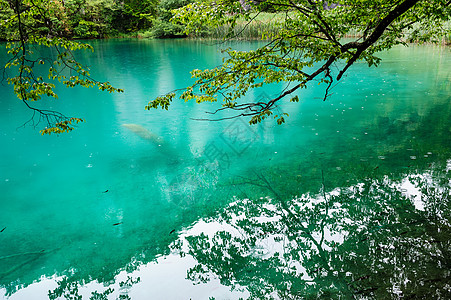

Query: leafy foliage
[111,0,157,33]
[0,0,158,40]
[1,0,124,134]
[149,0,192,38]
[147,0,451,124]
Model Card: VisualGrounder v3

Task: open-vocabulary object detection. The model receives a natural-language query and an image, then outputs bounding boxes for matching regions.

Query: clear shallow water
[0,40,450,299]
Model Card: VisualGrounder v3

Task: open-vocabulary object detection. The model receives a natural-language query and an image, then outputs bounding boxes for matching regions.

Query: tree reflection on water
[171,163,451,299]
[43,97,451,299]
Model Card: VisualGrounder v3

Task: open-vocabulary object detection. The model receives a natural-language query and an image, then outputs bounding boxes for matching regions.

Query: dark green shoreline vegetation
[2,1,449,42]
[0,0,190,41]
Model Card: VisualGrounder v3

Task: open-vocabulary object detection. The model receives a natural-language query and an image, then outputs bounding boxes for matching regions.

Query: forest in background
[0,0,320,40]
[0,0,195,39]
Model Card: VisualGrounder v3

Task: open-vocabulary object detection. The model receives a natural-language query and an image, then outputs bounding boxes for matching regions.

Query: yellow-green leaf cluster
[40,118,85,135]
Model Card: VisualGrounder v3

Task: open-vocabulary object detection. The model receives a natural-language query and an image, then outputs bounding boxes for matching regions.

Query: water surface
[0,40,450,299]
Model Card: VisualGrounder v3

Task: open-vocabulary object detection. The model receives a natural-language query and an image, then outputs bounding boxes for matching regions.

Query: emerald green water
[0,40,450,299]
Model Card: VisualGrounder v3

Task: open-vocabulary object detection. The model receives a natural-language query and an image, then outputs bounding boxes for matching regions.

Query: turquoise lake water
[0,40,450,299]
